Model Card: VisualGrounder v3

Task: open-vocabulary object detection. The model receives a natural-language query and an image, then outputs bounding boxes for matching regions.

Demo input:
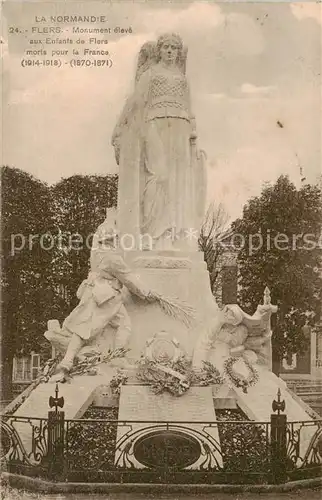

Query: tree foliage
[1,166,56,356]
[51,174,118,315]
[1,167,56,398]
[232,175,322,357]
[1,167,118,398]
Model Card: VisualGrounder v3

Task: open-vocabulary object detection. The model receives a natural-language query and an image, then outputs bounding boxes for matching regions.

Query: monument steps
[296,390,322,397]
[283,378,322,416]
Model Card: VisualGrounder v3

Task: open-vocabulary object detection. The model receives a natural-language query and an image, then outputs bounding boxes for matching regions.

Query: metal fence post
[47,383,65,480]
[270,388,287,484]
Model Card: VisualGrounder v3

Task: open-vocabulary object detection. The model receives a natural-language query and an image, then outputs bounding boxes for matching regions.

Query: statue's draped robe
[116,64,206,246]
[62,250,150,341]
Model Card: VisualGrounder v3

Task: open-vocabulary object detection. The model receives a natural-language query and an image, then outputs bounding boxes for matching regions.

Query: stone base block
[115,385,222,470]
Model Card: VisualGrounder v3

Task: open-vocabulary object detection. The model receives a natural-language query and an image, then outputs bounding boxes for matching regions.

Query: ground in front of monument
[3,487,322,500]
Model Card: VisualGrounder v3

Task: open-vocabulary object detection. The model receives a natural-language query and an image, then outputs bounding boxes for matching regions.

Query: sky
[2,1,322,220]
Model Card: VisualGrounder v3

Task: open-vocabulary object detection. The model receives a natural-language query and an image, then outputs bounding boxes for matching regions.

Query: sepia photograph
[1,1,322,499]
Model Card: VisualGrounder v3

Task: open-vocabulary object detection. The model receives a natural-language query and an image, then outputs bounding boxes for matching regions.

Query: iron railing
[1,413,322,484]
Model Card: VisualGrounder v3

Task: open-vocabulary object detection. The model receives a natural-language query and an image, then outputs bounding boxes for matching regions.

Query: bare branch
[198,202,230,292]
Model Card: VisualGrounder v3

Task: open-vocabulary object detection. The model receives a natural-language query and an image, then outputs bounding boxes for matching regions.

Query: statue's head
[92,208,118,251]
[97,231,118,250]
[156,33,183,66]
[135,33,186,81]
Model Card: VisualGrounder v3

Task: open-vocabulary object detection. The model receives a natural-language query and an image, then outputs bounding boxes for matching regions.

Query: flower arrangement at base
[194,361,224,386]
[136,355,194,397]
[223,356,259,394]
[136,356,225,397]
[109,371,129,396]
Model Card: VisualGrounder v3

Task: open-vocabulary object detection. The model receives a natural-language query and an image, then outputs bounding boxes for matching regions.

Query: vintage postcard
[1,1,322,498]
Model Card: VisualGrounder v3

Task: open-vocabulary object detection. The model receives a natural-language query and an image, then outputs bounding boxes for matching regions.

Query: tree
[51,174,118,316]
[232,175,322,362]
[1,170,118,399]
[1,166,56,399]
[198,202,230,293]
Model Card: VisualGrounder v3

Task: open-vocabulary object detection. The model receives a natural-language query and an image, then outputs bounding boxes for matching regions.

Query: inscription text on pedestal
[133,430,201,469]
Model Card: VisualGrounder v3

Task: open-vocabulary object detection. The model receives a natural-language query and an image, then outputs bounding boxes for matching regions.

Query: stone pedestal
[111,252,222,470]
[123,250,216,359]
[86,250,217,361]
[115,385,222,469]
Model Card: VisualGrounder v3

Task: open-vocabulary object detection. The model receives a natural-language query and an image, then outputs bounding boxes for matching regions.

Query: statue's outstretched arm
[99,253,151,300]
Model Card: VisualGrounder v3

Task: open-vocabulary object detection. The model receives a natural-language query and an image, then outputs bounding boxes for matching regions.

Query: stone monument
[7,32,317,469]
[112,32,207,251]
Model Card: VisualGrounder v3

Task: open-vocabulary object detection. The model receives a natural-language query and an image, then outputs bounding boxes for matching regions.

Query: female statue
[112,33,206,250]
